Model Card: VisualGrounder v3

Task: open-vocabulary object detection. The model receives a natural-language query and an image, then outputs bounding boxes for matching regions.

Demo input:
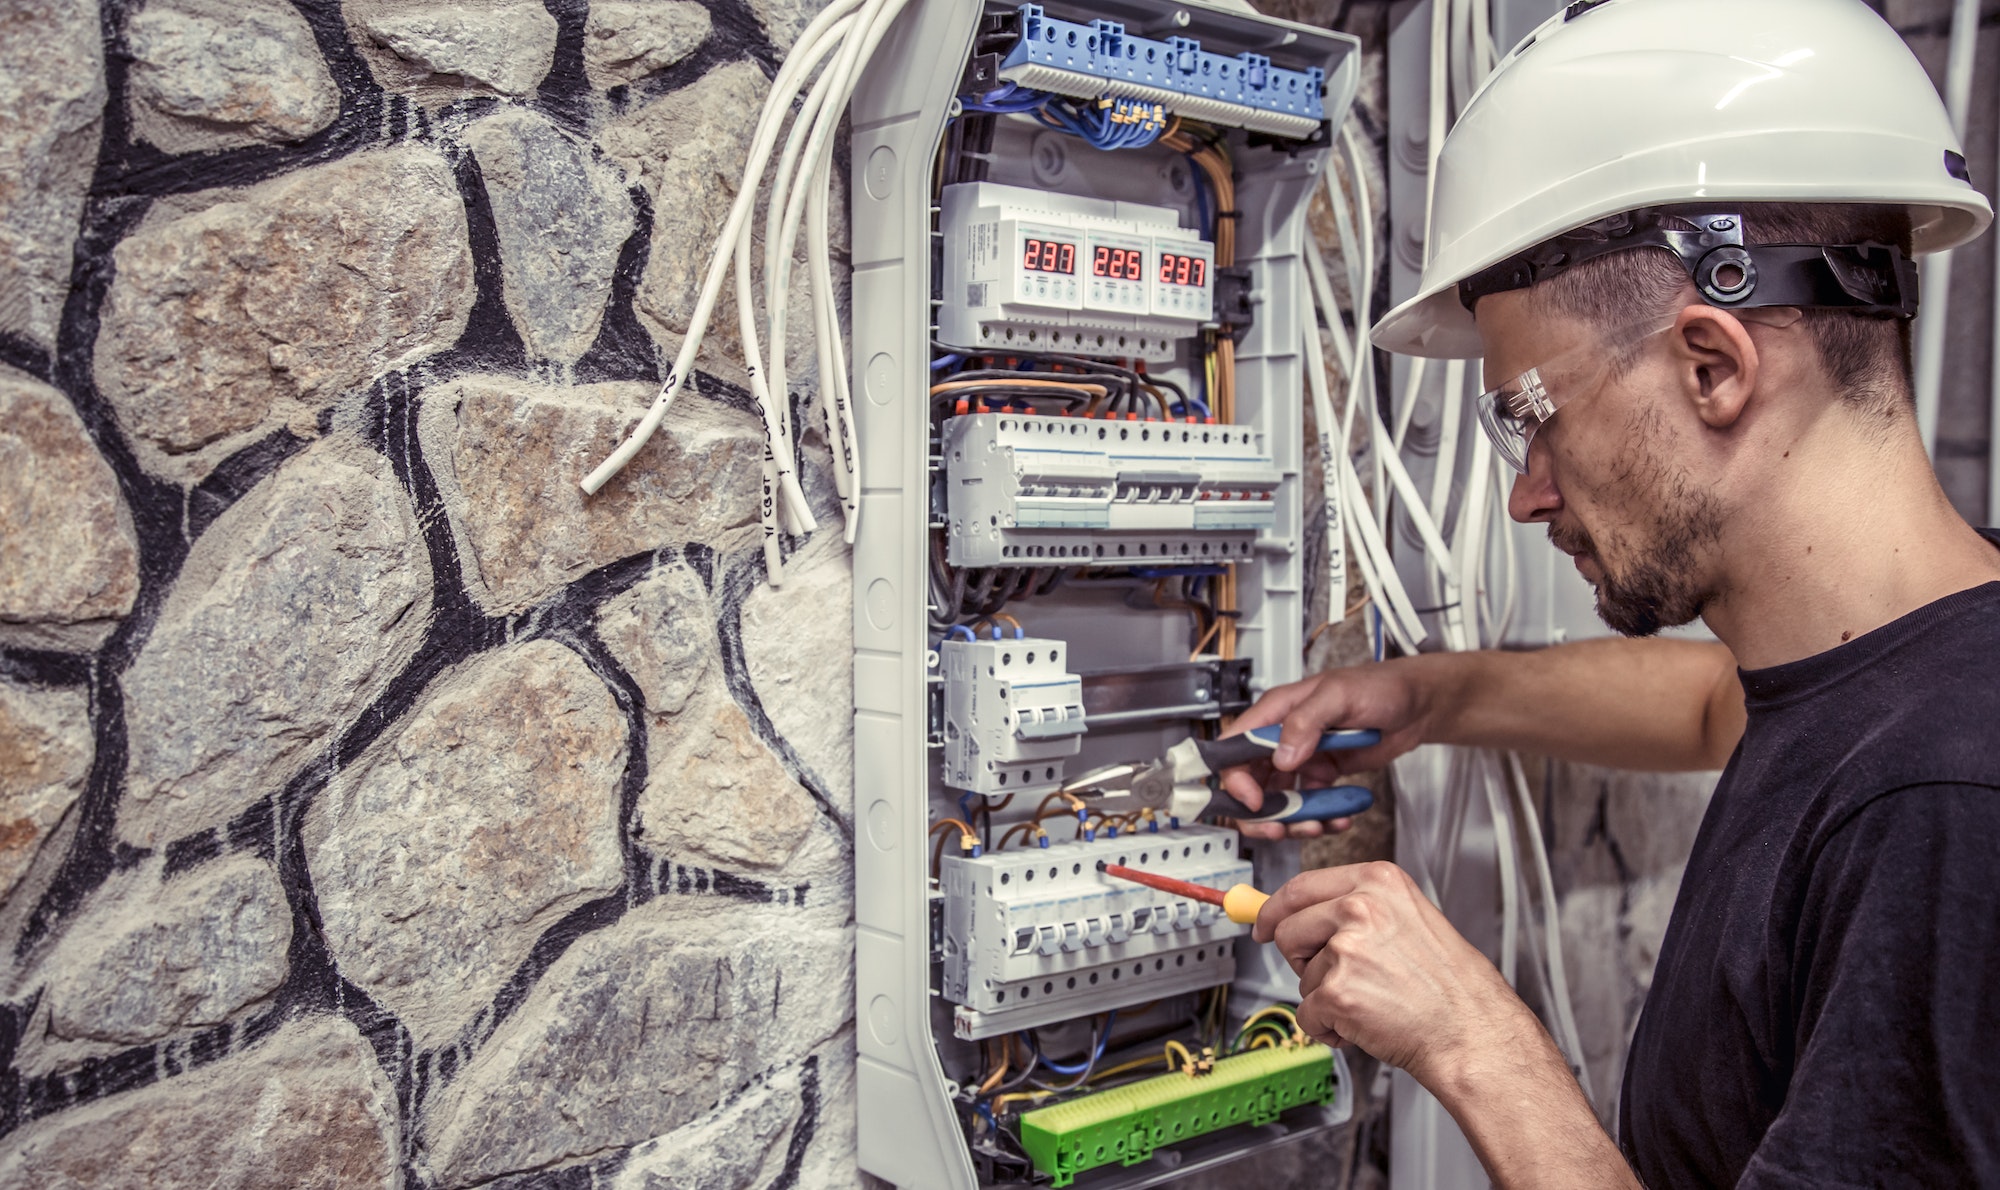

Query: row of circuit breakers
[935,179,1279,1039]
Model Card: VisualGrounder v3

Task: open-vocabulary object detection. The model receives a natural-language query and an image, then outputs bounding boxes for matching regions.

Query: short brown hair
[1527,203,1915,414]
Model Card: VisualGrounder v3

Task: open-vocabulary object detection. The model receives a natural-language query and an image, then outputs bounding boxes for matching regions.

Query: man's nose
[1507,435,1562,524]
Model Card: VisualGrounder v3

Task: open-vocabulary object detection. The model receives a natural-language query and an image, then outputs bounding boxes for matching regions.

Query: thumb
[1272,680,1368,772]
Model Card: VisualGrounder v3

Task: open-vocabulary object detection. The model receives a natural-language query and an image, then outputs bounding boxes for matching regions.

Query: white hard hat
[1372,0,1995,360]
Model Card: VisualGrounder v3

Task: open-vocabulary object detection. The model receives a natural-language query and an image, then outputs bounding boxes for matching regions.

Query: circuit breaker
[941,824,1251,1038]
[942,635,1087,796]
[941,412,1280,566]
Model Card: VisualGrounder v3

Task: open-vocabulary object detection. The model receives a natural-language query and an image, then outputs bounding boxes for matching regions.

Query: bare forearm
[1425,1013,1641,1190]
[1414,637,1743,770]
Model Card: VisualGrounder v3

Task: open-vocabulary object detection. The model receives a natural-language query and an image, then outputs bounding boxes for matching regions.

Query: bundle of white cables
[1301,0,1595,1103]
[580,0,911,582]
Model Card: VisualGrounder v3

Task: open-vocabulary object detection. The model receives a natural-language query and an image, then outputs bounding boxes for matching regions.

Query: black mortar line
[572,184,661,384]
[185,428,312,540]
[535,0,594,133]
[771,1054,823,1190]
[0,334,52,384]
[0,649,93,689]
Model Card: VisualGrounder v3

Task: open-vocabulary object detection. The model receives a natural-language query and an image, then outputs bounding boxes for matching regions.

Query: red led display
[1091,245,1145,280]
[1022,238,1077,274]
[1158,252,1207,288]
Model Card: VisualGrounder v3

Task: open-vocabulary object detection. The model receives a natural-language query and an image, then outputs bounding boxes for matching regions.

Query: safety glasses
[1475,322,1676,473]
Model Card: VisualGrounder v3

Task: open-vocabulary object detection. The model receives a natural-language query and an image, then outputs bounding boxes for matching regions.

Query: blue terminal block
[998,5,1326,139]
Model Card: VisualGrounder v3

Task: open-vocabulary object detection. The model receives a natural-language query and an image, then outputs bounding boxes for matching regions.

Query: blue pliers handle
[1195,726,1381,824]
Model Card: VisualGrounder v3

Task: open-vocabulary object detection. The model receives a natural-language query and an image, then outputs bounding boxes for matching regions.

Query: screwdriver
[1103,863,1269,925]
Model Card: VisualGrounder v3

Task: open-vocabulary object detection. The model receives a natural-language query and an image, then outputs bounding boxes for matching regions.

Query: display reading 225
[1022,238,1077,274]
[1092,245,1145,280]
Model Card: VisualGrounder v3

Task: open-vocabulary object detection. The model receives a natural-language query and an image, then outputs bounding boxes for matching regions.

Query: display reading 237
[1159,250,1207,287]
[1022,237,1076,273]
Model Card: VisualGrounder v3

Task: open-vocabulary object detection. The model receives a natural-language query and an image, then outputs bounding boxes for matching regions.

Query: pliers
[1061,725,1380,826]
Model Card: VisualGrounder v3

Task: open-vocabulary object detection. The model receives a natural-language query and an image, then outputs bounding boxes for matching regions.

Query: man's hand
[1253,861,1532,1079]
[1222,658,1436,840]
[1257,861,1642,1189]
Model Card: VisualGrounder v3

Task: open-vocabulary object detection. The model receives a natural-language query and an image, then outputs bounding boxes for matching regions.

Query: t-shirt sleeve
[1736,782,2000,1189]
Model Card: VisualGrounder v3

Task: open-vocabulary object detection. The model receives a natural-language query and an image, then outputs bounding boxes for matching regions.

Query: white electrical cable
[811,160,861,542]
[1301,267,1350,625]
[763,0,910,537]
[580,0,874,544]
[755,30,851,543]
[1913,0,1981,457]
[1479,751,1519,988]
[1506,752,1594,1102]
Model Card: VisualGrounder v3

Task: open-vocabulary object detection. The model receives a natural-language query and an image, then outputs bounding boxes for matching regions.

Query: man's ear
[1671,306,1758,429]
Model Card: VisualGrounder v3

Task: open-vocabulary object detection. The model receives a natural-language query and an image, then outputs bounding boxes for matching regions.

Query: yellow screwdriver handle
[1222,883,1269,925]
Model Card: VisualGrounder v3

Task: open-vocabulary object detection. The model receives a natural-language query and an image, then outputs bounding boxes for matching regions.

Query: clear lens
[1475,386,1532,473]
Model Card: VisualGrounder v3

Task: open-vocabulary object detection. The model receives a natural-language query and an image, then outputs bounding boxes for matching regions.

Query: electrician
[1224,0,2000,1185]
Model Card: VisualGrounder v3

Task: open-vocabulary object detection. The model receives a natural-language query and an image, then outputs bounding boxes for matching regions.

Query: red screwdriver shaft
[1102,864,1225,906]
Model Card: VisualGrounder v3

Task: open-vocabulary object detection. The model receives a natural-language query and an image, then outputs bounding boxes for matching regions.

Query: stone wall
[0,0,859,1186]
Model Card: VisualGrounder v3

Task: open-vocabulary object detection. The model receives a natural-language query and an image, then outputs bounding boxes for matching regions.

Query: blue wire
[1130,565,1228,578]
[931,354,962,372]
[1023,1009,1117,1074]
[946,624,976,642]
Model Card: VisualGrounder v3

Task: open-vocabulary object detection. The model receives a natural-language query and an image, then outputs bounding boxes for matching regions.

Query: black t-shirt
[1621,556,2000,1188]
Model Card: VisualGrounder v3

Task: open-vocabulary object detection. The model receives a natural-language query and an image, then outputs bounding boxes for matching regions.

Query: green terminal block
[1017,1044,1339,1186]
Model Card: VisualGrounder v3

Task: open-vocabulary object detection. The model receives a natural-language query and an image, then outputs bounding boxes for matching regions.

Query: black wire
[929,386,1093,414]
[931,342,1170,419]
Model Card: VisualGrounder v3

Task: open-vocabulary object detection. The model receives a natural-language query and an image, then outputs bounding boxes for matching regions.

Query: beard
[1548,473,1723,637]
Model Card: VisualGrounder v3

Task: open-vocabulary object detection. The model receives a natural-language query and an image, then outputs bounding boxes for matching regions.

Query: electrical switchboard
[849,2,1363,1185]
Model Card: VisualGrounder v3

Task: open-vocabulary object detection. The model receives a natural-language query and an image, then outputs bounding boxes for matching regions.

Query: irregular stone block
[610,1057,807,1189]
[352,0,557,99]
[306,640,626,1050]
[120,439,431,849]
[422,903,852,1188]
[126,0,340,153]
[584,0,711,89]
[738,536,852,811]
[418,374,763,614]
[745,0,818,55]
[0,682,90,906]
[42,854,290,1047]
[0,1016,398,1189]
[636,684,816,870]
[464,107,634,366]
[0,0,103,351]
[0,372,139,634]
[597,556,714,718]
[97,147,473,473]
